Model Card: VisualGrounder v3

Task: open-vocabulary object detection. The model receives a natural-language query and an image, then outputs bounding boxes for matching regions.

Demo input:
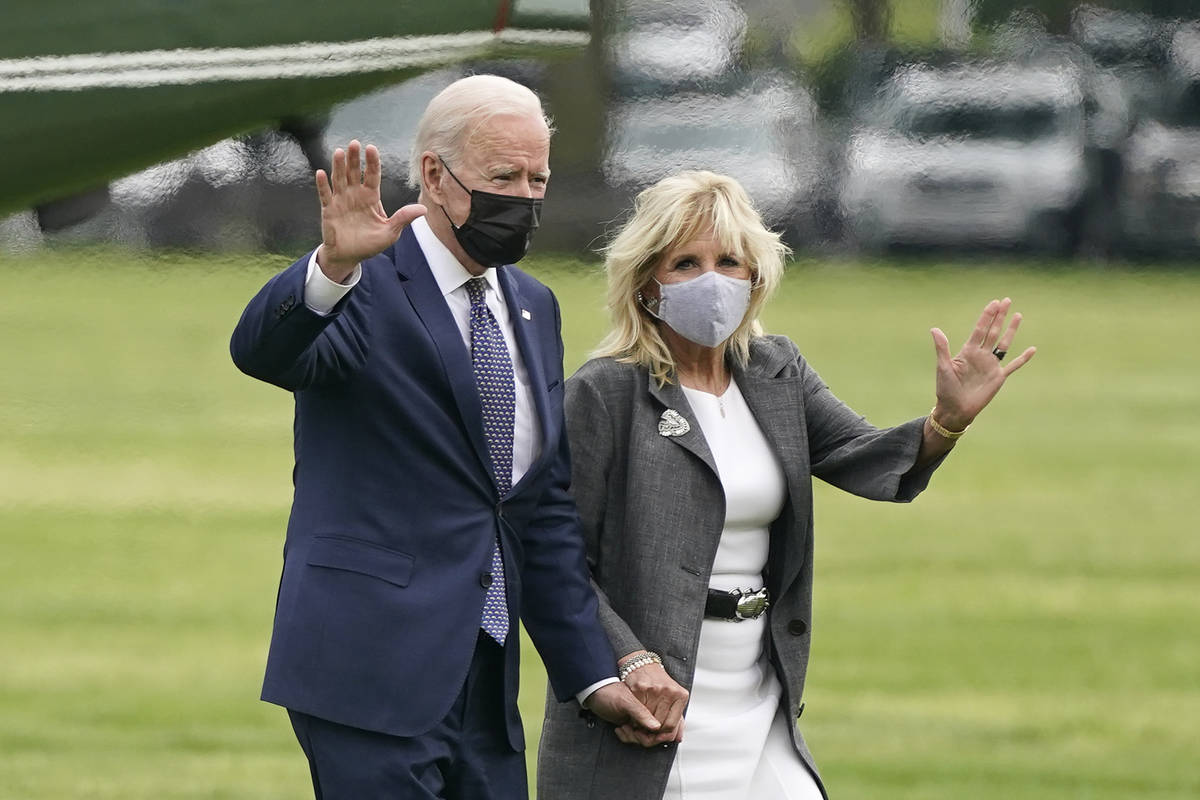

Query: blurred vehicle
[604,0,747,97]
[602,75,824,245]
[1117,23,1200,254]
[1069,5,1171,133]
[840,63,1090,253]
[1070,3,1169,71]
[601,0,834,246]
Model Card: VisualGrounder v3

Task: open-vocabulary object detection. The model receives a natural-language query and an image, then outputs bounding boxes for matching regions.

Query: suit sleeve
[796,343,946,501]
[563,374,646,659]
[518,296,618,702]
[229,250,372,391]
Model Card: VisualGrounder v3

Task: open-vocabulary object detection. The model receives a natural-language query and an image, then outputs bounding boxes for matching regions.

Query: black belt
[705,587,770,621]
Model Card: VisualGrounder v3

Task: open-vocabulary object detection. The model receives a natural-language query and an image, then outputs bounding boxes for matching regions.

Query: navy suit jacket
[230,227,616,749]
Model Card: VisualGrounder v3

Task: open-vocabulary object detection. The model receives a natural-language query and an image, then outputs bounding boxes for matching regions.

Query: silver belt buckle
[733,587,770,621]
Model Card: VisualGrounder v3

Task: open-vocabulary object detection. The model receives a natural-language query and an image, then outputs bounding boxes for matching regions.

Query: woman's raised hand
[930,297,1036,430]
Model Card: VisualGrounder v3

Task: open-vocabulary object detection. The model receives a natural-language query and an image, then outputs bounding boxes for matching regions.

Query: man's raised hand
[315,140,426,283]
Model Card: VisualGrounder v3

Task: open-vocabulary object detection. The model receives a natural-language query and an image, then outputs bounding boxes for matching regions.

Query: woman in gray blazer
[538,171,1035,799]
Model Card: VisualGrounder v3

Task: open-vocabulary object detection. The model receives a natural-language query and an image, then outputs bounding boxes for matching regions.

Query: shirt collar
[410,215,500,298]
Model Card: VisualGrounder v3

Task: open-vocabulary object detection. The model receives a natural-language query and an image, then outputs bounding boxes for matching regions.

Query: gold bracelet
[928,408,968,440]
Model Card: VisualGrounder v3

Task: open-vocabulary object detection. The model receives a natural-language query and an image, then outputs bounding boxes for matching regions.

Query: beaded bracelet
[618,651,663,682]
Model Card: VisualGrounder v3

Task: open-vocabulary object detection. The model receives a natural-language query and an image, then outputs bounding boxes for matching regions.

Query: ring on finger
[992,346,1007,361]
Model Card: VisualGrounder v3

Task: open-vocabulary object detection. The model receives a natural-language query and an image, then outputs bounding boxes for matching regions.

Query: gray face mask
[646,270,752,348]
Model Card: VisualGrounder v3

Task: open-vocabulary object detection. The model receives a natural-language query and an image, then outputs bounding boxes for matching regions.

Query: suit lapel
[646,373,719,477]
[497,268,553,496]
[392,230,495,487]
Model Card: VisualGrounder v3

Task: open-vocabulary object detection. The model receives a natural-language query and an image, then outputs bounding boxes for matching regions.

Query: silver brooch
[658,409,690,437]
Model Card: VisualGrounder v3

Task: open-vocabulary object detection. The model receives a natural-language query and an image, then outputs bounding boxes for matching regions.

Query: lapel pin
[658,409,690,437]
[521,309,532,320]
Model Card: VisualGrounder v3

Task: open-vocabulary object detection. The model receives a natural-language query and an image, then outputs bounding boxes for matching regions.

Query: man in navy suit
[231,75,661,799]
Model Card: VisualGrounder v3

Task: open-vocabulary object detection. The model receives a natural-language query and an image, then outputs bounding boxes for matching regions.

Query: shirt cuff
[576,677,620,708]
[304,247,361,315]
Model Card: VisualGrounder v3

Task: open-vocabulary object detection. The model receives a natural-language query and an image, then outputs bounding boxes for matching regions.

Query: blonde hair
[407,74,553,188]
[595,171,790,385]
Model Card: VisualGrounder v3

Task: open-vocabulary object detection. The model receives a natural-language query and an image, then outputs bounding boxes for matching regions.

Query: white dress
[664,379,824,800]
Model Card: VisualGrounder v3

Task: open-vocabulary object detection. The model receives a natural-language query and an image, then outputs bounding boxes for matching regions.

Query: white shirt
[303,219,616,705]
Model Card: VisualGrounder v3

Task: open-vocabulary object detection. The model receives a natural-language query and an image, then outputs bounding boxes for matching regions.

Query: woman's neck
[665,328,730,394]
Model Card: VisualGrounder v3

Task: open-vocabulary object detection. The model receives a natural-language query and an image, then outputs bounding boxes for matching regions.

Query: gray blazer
[537,335,944,800]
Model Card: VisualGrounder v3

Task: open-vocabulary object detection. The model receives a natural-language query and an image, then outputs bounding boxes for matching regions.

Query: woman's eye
[673,259,696,270]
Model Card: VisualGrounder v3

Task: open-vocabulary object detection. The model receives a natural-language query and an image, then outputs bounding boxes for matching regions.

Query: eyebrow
[671,251,741,262]
[483,164,551,180]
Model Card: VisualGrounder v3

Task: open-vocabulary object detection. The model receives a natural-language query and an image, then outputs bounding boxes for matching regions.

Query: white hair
[407,74,553,188]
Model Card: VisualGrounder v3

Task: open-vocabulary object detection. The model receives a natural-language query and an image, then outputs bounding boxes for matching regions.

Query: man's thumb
[390,203,427,233]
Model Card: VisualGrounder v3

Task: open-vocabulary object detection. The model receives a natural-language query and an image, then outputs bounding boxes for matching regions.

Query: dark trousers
[288,631,526,800]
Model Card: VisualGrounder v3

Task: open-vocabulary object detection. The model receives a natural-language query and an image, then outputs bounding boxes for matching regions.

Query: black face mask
[438,157,543,268]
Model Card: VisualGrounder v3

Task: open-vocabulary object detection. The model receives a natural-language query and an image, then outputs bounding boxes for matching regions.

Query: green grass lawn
[1,248,1197,798]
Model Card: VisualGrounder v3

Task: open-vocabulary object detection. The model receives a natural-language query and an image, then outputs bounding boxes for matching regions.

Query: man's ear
[420,151,445,204]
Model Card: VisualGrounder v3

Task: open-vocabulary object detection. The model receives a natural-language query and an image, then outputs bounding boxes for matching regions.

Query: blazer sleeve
[563,371,646,659]
[518,298,619,701]
[229,250,371,391]
[798,350,946,502]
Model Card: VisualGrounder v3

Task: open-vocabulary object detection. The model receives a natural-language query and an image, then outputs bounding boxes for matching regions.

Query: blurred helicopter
[0,0,589,228]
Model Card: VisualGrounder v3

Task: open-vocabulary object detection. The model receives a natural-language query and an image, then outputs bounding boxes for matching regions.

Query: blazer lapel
[392,230,495,487]
[497,268,554,496]
[732,346,812,596]
[646,373,719,478]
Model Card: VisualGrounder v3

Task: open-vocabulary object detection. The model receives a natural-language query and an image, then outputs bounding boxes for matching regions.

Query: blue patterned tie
[466,277,513,644]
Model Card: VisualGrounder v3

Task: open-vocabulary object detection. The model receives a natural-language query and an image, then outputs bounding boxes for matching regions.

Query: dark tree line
[975,0,1197,33]
[843,0,1195,41]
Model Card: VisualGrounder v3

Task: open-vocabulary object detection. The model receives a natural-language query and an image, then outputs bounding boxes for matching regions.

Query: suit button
[495,503,504,518]
[480,572,493,588]
[787,619,808,636]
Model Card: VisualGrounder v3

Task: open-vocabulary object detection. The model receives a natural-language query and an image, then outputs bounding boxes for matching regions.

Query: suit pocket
[306,535,414,588]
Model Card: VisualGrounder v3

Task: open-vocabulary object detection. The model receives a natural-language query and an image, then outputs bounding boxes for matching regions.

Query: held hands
[585,682,666,747]
[314,140,427,283]
[930,297,1036,430]
[611,650,689,747]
